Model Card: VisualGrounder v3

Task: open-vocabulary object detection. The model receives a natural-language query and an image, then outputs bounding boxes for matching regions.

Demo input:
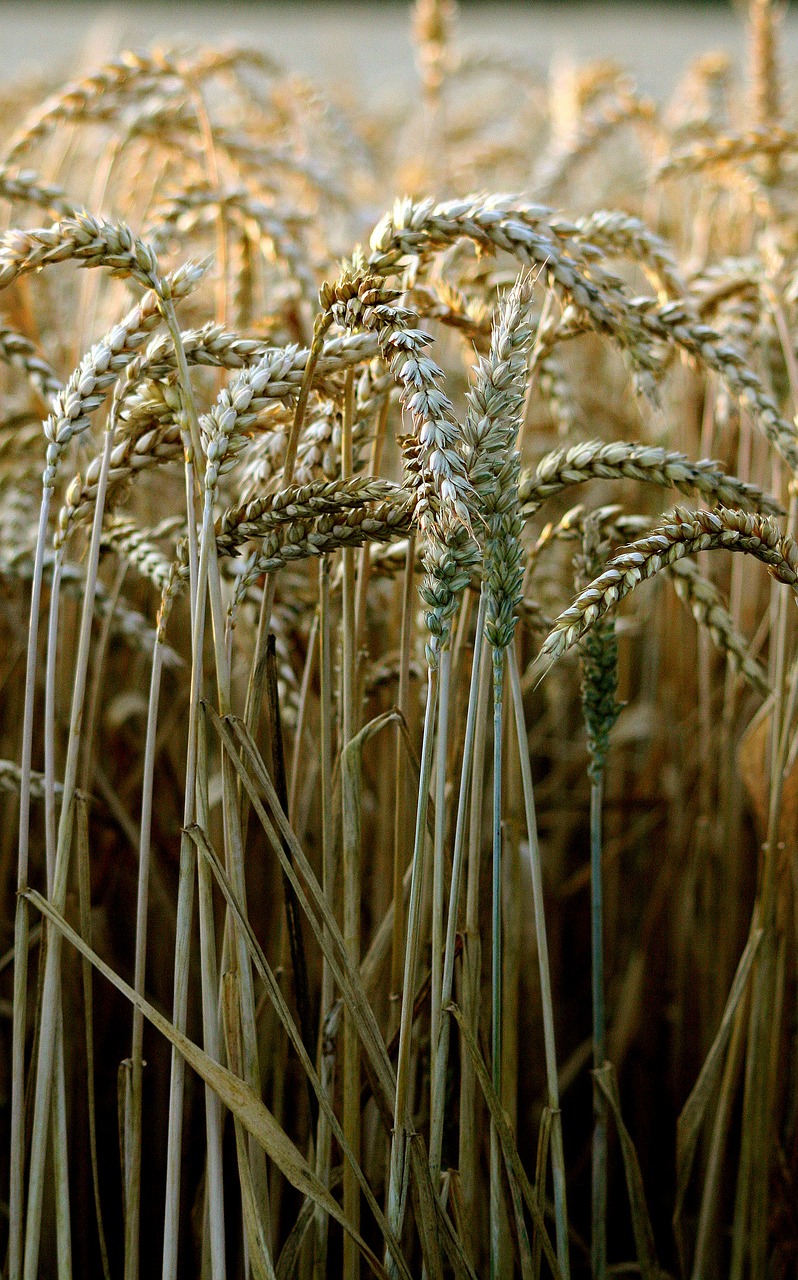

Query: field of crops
[1,1,797,1277]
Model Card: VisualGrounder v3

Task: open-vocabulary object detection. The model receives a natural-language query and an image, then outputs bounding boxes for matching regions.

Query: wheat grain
[576,516,622,778]
[149,183,316,301]
[226,498,414,616]
[320,268,473,529]
[412,0,456,97]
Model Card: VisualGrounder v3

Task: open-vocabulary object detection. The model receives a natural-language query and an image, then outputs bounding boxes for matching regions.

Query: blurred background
[1,1,797,103]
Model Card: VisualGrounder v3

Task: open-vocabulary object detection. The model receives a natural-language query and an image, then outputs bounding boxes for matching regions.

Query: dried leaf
[26,890,391,1280]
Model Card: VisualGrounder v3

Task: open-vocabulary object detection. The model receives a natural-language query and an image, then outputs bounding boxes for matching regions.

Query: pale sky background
[3,2,798,103]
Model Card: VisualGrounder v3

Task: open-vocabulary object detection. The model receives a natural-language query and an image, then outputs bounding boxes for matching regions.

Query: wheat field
[0,1,796,1277]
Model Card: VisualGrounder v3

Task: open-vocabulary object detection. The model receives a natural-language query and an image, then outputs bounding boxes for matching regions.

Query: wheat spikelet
[215,477,404,556]
[3,50,186,163]
[535,89,658,199]
[44,261,202,500]
[367,194,631,350]
[657,126,798,179]
[574,209,686,299]
[137,325,380,388]
[576,517,623,778]
[0,325,62,404]
[320,268,473,528]
[155,553,189,642]
[199,344,326,487]
[529,500,768,692]
[527,502,634,570]
[0,168,76,219]
[464,275,536,652]
[621,298,798,467]
[185,46,282,83]
[365,192,798,456]
[536,347,577,437]
[520,440,782,516]
[549,59,630,144]
[59,341,386,533]
[749,0,783,132]
[0,759,60,801]
[226,496,415,619]
[404,280,492,345]
[101,516,179,594]
[412,0,457,97]
[149,183,316,301]
[0,211,165,295]
[292,362,392,486]
[541,506,798,660]
[0,536,174,658]
[667,556,769,694]
[59,328,382,536]
[690,258,761,318]
[208,134,349,208]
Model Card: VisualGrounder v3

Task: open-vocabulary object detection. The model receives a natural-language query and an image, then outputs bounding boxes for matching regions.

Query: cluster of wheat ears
[2,0,798,1276]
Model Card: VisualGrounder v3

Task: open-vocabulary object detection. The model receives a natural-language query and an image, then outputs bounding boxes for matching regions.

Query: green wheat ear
[576,515,623,780]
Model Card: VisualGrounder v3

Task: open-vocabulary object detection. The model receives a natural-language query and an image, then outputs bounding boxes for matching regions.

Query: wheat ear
[542,507,798,662]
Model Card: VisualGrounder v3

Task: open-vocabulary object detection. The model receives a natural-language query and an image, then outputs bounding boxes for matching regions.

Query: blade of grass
[533,1108,552,1280]
[593,1066,663,1280]
[339,365,361,1279]
[490,650,504,1280]
[221,971,277,1280]
[458,638,491,1261]
[590,769,608,1280]
[390,536,417,1017]
[266,633,316,1125]
[124,629,166,1280]
[195,708,227,1280]
[314,555,335,1280]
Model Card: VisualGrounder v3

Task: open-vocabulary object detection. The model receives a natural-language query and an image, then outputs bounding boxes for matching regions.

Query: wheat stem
[9,490,51,1280]
[314,555,335,1279]
[590,771,608,1280]
[386,668,439,1268]
[341,366,361,1278]
[489,649,505,1280]
[23,415,117,1280]
[509,643,570,1279]
[429,587,487,1183]
[124,637,165,1280]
